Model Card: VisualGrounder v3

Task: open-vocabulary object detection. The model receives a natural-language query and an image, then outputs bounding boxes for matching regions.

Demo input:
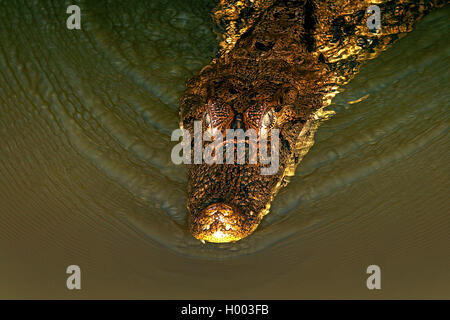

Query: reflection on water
[0,1,448,298]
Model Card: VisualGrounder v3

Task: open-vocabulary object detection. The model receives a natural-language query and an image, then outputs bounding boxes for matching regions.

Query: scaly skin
[180,0,446,243]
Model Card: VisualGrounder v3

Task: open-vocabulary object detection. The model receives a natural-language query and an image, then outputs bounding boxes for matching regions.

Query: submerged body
[180,0,445,243]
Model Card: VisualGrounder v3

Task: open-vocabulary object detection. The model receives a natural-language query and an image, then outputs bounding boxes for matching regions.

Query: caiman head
[180,66,322,243]
[177,0,444,243]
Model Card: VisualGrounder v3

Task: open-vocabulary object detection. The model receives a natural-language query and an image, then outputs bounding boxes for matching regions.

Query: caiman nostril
[231,113,244,130]
[189,202,259,243]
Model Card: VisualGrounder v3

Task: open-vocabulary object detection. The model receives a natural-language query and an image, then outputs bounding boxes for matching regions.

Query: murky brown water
[0,1,448,298]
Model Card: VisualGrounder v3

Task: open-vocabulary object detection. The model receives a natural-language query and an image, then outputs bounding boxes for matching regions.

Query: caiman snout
[189,203,260,243]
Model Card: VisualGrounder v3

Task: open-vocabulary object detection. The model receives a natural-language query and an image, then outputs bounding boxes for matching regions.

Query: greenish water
[0,1,448,298]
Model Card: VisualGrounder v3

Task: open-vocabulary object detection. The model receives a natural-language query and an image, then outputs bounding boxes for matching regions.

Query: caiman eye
[261,109,275,129]
[206,102,234,130]
[260,109,275,137]
[203,112,211,128]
